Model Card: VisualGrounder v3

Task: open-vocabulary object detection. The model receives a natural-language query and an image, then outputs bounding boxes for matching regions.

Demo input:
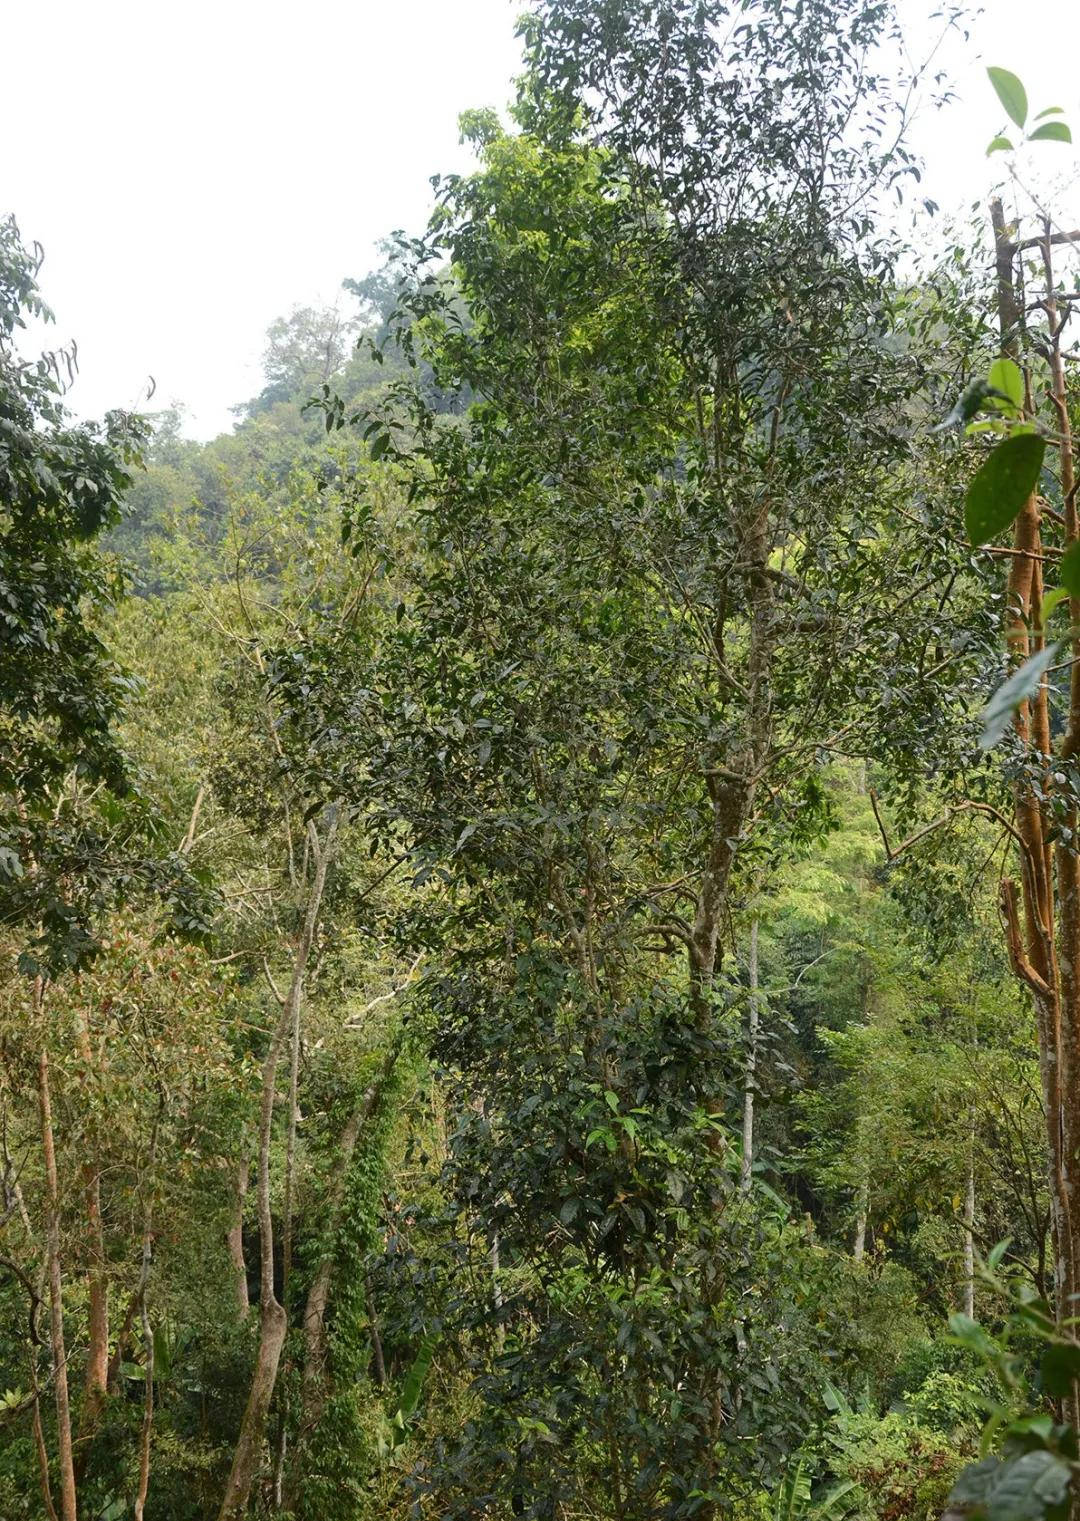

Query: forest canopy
[2,4,1080,1520]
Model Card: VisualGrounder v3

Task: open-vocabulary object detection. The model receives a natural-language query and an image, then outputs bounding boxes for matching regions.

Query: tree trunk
[962,1127,976,1321]
[739,917,760,1193]
[298,1044,400,1439]
[688,490,774,1018]
[216,812,337,1521]
[227,1158,250,1319]
[990,201,1080,1434]
[73,1007,108,1473]
[853,1174,869,1263]
[133,1110,161,1521]
[38,1036,78,1521]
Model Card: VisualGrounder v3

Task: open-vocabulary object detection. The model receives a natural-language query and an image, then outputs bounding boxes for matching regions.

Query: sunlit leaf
[1041,585,1071,626]
[988,356,1024,410]
[979,644,1060,751]
[988,67,1028,129]
[1027,121,1072,145]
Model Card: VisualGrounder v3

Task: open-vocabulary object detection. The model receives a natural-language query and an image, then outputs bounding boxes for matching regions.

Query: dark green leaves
[985,1452,1072,1521]
[1041,1340,1080,1398]
[966,434,1045,546]
[988,68,1028,130]
[979,645,1060,750]
[950,1450,1072,1521]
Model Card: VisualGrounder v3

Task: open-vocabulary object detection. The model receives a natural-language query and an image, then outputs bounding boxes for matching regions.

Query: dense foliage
[3,5,1080,1521]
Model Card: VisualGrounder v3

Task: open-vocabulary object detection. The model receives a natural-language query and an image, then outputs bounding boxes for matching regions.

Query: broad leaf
[1041,1338,1080,1397]
[950,1456,1001,1507]
[979,644,1060,751]
[984,1449,1072,1521]
[1060,542,1080,598]
[988,67,1028,129]
[988,356,1024,410]
[987,135,1014,156]
[1041,586,1071,626]
[398,1330,438,1421]
[965,434,1045,545]
[1028,121,1072,145]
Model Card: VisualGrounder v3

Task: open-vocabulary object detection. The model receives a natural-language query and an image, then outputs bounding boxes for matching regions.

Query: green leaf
[987,1238,1013,1270]
[965,433,1045,545]
[1060,542,1080,598]
[988,67,1029,130]
[397,1330,438,1422]
[817,1480,859,1516]
[1041,1338,1080,1396]
[988,356,1024,410]
[987,135,1015,156]
[153,1322,171,1380]
[984,1449,1072,1520]
[1035,107,1066,120]
[950,1456,1001,1507]
[980,645,1061,750]
[1028,121,1072,145]
[1042,586,1071,626]
[1011,1413,1056,1440]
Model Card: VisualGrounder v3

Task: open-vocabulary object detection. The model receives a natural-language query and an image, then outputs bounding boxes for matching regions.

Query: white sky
[3,0,1079,440]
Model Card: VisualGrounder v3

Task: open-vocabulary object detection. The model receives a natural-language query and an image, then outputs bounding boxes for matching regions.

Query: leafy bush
[826,1411,964,1521]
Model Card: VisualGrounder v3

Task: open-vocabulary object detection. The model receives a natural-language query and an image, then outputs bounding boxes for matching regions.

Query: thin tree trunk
[226,1158,250,1319]
[134,1257,154,1521]
[490,1232,505,1352]
[73,1007,108,1473]
[38,1033,78,1521]
[18,1257,58,1521]
[298,1044,400,1436]
[30,1368,59,1521]
[105,1287,144,1394]
[739,917,760,1193]
[271,950,306,1506]
[216,812,337,1521]
[688,499,774,1016]
[1044,218,1080,1358]
[963,1123,976,1321]
[990,201,1080,1439]
[853,1173,869,1263]
[134,1109,161,1521]
[367,1277,387,1387]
